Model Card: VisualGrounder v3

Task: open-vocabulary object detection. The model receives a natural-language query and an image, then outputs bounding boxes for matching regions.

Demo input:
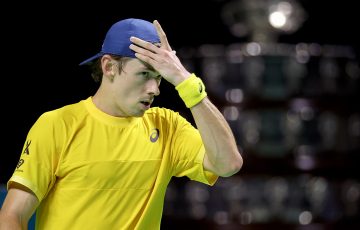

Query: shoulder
[35,99,87,126]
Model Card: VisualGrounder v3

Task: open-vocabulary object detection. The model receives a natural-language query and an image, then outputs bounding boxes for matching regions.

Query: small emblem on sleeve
[16,159,24,169]
[150,128,160,143]
[23,140,31,155]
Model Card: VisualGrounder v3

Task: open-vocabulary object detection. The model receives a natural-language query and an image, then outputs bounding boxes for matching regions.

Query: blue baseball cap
[79,18,160,65]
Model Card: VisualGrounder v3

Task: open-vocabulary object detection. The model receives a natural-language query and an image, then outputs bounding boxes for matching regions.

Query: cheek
[121,84,142,100]
[115,77,145,99]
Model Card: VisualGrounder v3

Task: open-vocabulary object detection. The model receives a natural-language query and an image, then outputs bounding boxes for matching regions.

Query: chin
[131,110,146,117]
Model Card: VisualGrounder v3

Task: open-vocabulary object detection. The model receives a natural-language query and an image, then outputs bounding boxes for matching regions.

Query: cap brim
[79,53,103,66]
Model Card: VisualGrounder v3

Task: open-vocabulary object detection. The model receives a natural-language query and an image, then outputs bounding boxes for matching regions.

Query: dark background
[1,0,359,229]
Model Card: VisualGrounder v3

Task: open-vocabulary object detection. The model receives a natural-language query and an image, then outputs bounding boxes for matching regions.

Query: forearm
[190,97,243,177]
[0,186,37,230]
[0,213,25,230]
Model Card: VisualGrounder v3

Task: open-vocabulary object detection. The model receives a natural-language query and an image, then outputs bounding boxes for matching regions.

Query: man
[0,18,242,229]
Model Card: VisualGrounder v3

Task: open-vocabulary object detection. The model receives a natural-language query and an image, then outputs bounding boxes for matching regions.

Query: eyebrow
[137,66,161,79]
[139,60,156,72]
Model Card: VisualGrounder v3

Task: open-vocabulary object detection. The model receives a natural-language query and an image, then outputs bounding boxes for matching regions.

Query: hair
[89,55,130,82]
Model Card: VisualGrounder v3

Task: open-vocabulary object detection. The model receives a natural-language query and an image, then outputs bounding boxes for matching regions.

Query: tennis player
[0,18,242,229]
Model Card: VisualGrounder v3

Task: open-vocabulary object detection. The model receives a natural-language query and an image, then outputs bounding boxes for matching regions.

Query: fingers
[130,37,156,51]
[129,43,155,66]
[153,20,172,51]
[129,20,174,55]
[129,42,157,62]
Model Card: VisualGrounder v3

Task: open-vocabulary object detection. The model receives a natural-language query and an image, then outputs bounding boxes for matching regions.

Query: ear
[101,55,116,78]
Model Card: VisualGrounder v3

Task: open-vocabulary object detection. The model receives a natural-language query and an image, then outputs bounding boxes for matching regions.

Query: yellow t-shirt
[8,97,218,230]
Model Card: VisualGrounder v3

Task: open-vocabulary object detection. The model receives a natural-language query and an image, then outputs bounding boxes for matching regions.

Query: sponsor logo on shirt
[16,159,24,169]
[23,140,31,155]
[150,128,160,143]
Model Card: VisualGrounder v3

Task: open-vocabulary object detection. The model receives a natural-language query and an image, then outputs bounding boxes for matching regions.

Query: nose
[146,78,160,96]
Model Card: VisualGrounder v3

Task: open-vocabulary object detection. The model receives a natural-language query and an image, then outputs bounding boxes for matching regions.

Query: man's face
[111,58,161,117]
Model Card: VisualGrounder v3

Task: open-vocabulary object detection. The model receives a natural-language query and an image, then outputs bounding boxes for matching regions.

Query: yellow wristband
[175,73,207,108]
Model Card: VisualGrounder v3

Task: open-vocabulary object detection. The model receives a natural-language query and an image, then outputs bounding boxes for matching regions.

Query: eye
[139,71,162,84]
[140,72,151,79]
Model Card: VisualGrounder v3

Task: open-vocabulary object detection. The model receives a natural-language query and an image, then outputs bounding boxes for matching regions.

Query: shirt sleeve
[7,112,60,201]
[170,112,218,186]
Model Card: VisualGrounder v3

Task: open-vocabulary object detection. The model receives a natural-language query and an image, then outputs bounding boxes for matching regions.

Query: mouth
[140,99,153,109]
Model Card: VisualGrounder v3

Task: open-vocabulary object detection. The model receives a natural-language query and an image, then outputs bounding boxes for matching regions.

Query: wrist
[175,73,207,108]
[172,71,192,86]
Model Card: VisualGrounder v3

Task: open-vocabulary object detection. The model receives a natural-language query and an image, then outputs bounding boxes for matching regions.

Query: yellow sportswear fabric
[175,73,207,108]
[8,97,218,230]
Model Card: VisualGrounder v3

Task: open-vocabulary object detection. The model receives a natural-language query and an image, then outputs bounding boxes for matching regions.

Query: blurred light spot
[295,43,310,63]
[269,11,287,28]
[242,113,261,145]
[343,180,360,202]
[240,211,252,225]
[348,114,360,137]
[346,61,360,79]
[268,0,306,32]
[201,58,226,84]
[223,106,240,121]
[286,111,302,132]
[191,204,207,219]
[319,58,339,80]
[245,129,260,145]
[296,49,310,63]
[227,44,244,63]
[300,106,314,121]
[185,183,210,203]
[299,211,312,225]
[231,23,249,37]
[225,88,244,103]
[214,211,229,225]
[347,185,360,202]
[308,43,322,56]
[246,42,261,56]
[295,145,316,170]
